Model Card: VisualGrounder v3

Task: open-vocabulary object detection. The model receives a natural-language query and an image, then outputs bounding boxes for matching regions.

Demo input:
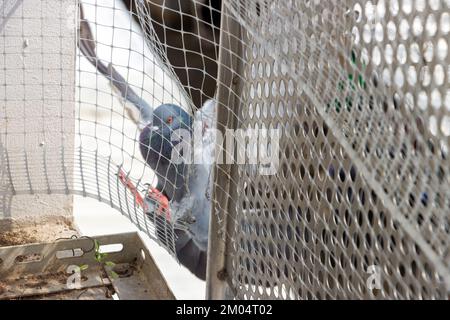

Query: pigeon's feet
[117,169,170,222]
[147,188,171,222]
[117,169,146,210]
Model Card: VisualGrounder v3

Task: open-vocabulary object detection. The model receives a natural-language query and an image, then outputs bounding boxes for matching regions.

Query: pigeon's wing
[193,99,217,165]
[105,63,153,126]
[195,99,216,127]
[78,4,153,126]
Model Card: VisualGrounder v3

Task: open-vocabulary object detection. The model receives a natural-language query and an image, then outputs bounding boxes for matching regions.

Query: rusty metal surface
[0,232,174,300]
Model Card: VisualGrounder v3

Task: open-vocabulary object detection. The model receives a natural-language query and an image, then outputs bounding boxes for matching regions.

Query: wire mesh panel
[209,0,450,299]
[1,0,450,299]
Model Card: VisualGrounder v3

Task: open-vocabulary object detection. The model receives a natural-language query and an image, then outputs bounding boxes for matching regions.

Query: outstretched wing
[78,3,153,127]
[193,99,217,165]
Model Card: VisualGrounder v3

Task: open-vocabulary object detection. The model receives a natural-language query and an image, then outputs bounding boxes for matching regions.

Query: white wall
[0,0,76,224]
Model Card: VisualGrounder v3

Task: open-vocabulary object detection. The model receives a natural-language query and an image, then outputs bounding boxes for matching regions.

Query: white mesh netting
[1,0,450,299]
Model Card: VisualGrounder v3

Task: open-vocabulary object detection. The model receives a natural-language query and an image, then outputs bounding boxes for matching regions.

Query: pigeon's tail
[78,4,153,125]
[174,229,207,280]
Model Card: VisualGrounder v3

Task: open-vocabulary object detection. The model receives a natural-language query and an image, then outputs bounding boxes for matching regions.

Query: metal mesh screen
[1,0,449,299]
[209,0,450,299]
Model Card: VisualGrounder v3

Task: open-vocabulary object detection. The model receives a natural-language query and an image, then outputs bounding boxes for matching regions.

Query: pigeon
[140,100,217,280]
[78,5,215,280]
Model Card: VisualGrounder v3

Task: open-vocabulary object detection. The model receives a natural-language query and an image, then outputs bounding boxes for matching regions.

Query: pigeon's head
[139,104,192,168]
[152,103,192,132]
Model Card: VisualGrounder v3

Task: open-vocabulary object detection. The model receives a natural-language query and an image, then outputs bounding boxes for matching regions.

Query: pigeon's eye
[166,116,173,124]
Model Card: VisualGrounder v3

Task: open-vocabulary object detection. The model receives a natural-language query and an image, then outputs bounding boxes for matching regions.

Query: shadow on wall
[123,0,222,110]
[0,0,25,224]
[0,141,13,228]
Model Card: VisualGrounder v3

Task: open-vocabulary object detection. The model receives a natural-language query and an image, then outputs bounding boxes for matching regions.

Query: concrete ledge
[0,215,77,247]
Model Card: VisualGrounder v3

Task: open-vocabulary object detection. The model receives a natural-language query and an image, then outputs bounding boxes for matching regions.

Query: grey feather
[78,4,153,127]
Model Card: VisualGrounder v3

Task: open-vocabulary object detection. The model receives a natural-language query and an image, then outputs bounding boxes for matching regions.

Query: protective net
[1,0,450,299]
